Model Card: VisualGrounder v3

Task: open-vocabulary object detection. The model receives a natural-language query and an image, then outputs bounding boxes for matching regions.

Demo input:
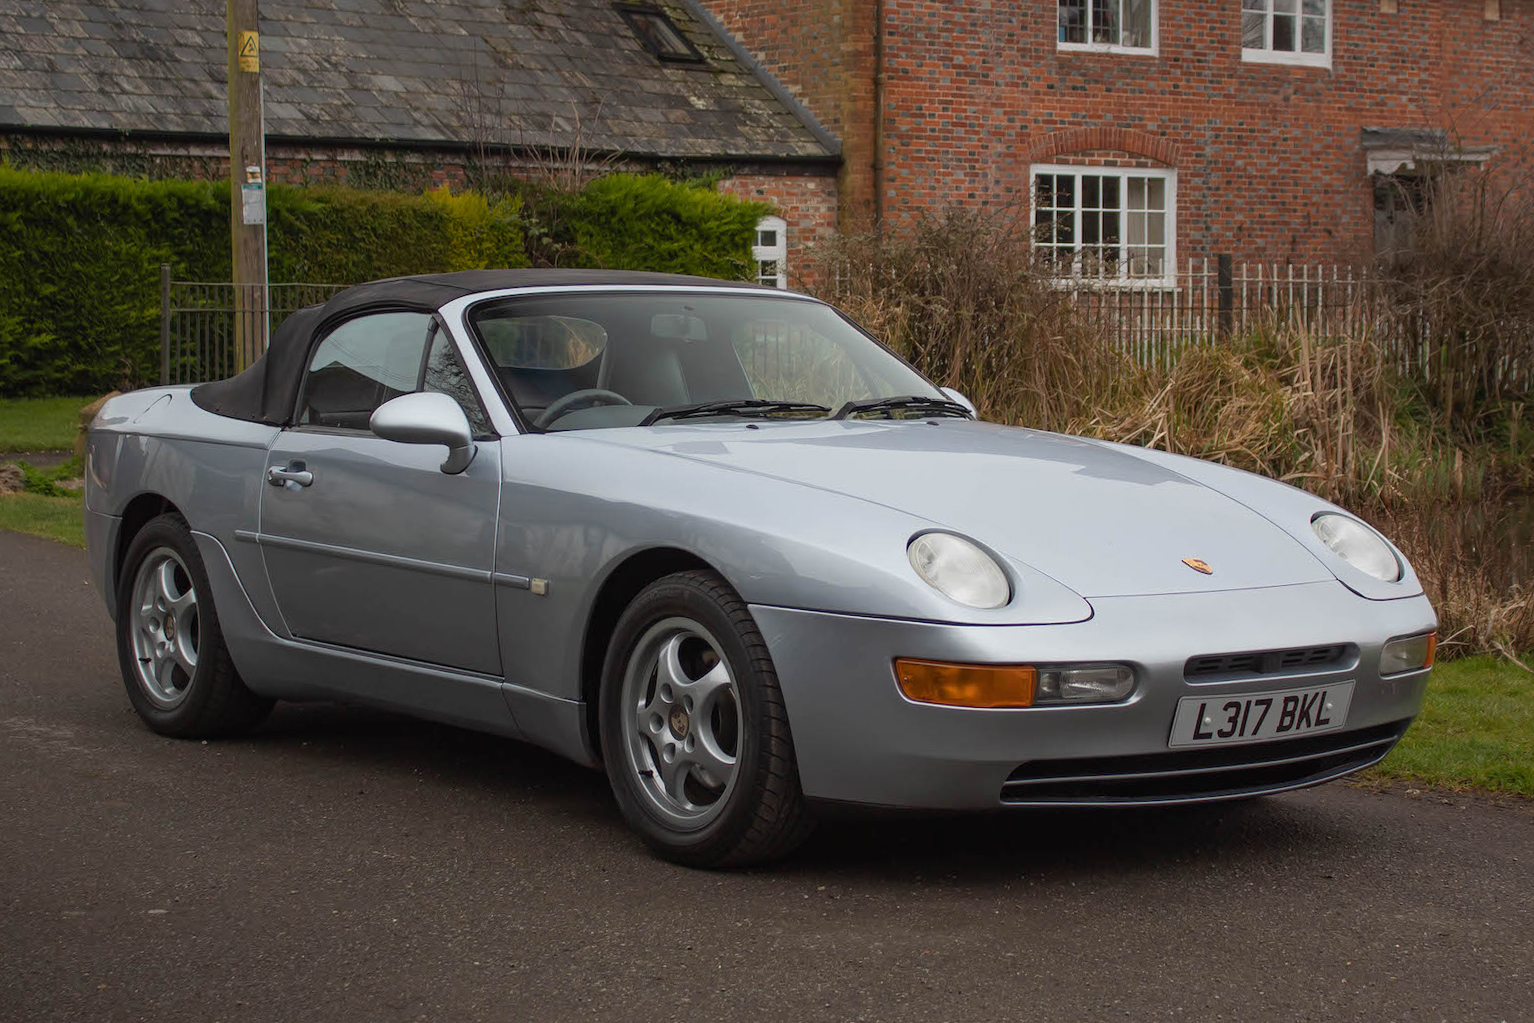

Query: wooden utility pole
[227,0,267,371]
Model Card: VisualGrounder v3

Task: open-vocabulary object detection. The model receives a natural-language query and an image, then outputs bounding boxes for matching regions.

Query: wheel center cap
[668,708,690,739]
[162,615,175,641]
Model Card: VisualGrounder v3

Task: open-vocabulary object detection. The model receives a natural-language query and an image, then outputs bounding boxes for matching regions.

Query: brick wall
[718,170,840,289]
[705,0,879,226]
[704,0,1534,265]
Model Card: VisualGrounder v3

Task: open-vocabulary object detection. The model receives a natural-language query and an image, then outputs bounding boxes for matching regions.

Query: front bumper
[751,582,1435,810]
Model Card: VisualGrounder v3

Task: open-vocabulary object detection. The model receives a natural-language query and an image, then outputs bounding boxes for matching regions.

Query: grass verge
[0,396,91,452]
[0,493,85,548]
[1367,655,1534,797]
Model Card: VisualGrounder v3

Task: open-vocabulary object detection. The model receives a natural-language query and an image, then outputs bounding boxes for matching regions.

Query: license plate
[1168,682,1355,748]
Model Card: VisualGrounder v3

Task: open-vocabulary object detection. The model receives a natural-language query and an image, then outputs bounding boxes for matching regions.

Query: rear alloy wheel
[128,545,201,711]
[600,570,812,867]
[116,513,273,738]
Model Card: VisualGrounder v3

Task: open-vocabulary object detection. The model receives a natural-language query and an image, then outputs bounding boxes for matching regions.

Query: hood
[593,419,1335,598]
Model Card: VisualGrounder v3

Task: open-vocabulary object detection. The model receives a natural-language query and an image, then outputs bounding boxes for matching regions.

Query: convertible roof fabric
[190,269,772,426]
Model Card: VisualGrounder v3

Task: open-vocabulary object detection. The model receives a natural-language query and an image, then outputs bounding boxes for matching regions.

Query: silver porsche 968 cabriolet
[84,269,1437,865]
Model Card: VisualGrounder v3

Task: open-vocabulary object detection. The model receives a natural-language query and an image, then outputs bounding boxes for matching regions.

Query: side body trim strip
[236,530,491,583]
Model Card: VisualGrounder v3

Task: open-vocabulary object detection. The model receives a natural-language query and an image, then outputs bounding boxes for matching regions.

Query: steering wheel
[534,388,633,428]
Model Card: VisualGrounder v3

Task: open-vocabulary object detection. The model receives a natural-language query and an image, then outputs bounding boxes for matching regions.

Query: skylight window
[616,3,707,64]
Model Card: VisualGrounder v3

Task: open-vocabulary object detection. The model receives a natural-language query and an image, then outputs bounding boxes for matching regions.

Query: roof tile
[3,0,828,158]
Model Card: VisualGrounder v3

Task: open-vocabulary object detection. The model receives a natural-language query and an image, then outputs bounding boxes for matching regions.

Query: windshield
[467,291,944,431]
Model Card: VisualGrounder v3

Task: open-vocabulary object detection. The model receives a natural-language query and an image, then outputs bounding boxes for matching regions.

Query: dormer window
[616,3,707,64]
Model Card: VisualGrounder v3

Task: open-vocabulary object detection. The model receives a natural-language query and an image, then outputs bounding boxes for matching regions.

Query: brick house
[702,0,1534,280]
[0,0,840,288]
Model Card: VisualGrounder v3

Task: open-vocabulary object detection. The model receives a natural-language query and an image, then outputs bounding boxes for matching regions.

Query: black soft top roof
[190,269,778,426]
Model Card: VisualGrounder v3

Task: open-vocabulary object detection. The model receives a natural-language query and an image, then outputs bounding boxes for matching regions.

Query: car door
[258,310,504,676]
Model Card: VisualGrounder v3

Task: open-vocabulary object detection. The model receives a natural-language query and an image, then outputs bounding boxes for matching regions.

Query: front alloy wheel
[621,618,742,830]
[600,570,812,867]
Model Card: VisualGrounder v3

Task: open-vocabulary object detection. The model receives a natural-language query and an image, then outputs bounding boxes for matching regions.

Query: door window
[299,312,491,434]
[422,329,493,437]
[300,312,433,429]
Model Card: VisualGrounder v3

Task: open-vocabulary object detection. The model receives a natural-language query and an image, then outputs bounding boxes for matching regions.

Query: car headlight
[1311,513,1402,582]
[907,532,1011,609]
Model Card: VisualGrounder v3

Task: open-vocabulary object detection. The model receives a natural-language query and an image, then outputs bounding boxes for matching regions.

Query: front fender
[490,433,1093,703]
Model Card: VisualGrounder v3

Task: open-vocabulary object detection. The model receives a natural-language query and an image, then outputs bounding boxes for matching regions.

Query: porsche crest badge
[1182,558,1214,575]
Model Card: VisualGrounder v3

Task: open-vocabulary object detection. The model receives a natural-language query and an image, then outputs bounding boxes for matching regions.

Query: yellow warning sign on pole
[237,30,259,72]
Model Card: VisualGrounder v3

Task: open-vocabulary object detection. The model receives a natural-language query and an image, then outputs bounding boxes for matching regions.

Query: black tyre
[599,570,813,867]
[115,513,273,738]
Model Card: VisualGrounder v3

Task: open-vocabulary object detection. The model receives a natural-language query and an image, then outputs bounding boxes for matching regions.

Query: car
[84,268,1438,866]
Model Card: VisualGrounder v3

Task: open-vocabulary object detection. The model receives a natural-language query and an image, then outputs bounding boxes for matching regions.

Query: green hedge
[0,170,227,396]
[0,166,769,396]
[551,173,767,279]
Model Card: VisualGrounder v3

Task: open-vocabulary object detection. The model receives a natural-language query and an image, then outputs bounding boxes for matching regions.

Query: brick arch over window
[1027,128,1181,168]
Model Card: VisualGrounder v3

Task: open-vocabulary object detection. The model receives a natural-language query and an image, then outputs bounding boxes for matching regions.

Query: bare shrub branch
[1382,165,1534,426]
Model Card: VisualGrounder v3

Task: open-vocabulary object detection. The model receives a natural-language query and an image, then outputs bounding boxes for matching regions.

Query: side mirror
[940,387,977,416]
[370,392,477,474]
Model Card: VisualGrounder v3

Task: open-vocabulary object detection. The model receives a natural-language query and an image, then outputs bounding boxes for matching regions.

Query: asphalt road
[2,530,1531,1023]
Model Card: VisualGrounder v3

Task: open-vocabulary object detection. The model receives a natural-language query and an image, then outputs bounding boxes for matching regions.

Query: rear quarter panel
[87,388,279,622]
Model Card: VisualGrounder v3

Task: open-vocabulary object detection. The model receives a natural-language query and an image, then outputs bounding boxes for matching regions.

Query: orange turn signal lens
[894,659,1037,709]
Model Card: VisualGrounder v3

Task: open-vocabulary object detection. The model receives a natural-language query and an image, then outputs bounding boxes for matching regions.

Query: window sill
[1057,42,1158,57]
[1241,48,1331,70]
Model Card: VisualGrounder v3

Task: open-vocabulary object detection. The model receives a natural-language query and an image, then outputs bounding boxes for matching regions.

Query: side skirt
[191,530,595,765]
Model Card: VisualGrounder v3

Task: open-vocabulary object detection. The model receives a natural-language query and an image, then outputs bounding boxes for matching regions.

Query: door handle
[267,461,313,487]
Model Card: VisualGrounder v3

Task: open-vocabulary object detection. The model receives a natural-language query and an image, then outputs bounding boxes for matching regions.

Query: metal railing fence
[159,265,346,385]
[159,261,1532,397]
[1060,257,1384,370]
[826,254,1533,395]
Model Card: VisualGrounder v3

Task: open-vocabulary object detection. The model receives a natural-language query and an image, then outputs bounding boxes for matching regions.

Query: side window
[300,312,434,429]
[422,329,493,437]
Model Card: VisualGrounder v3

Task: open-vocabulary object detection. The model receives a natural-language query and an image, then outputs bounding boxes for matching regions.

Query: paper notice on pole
[238,31,259,72]
[241,182,266,225]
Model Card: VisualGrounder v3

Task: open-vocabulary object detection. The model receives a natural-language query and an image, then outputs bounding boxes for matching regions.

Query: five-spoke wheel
[128,547,200,709]
[600,570,812,866]
[115,513,272,737]
[621,618,742,829]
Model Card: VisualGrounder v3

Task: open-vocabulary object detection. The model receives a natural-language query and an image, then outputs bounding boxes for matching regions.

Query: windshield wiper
[831,395,973,420]
[639,399,832,426]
